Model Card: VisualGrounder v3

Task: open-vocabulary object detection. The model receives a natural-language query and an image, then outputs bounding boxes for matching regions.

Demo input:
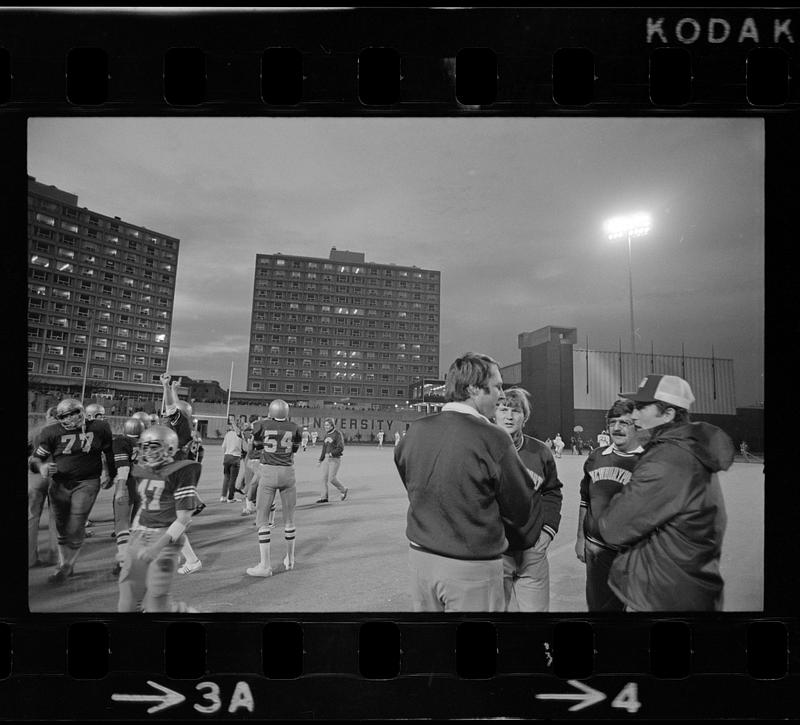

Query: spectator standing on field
[220,423,243,502]
[317,418,348,503]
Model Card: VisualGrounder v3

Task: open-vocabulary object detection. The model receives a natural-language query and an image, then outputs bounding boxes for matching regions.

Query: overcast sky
[28,117,764,406]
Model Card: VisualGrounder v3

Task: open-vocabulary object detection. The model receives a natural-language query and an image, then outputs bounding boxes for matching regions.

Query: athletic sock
[181,538,199,566]
[284,526,296,565]
[257,526,271,568]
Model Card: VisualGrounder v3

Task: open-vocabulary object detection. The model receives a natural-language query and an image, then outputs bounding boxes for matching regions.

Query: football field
[28,444,764,613]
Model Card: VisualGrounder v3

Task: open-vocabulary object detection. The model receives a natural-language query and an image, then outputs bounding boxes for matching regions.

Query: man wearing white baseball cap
[597,374,735,611]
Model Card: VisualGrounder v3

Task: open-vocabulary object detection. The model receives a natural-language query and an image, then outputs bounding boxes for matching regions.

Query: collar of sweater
[441,401,489,421]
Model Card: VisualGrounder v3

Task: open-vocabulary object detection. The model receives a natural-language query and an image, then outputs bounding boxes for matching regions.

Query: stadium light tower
[603,212,652,358]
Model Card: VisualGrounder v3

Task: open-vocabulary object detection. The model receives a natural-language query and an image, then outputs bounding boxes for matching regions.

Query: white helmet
[268,399,289,420]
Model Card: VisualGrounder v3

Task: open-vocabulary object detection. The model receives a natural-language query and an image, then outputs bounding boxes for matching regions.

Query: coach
[394,352,544,612]
[598,374,734,611]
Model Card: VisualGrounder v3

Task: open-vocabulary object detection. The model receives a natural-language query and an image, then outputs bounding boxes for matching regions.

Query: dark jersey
[33,419,116,486]
[161,407,193,459]
[259,419,302,466]
[131,459,201,529]
[112,435,137,473]
[515,435,564,543]
[580,445,642,550]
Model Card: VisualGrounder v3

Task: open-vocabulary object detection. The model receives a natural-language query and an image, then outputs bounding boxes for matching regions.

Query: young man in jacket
[494,387,563,612]
[394,352,544,612]
[317,418,348,503]
[598,374,734,611]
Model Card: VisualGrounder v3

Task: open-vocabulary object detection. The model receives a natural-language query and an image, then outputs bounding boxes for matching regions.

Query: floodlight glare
[602,210,653,365]
[604,212,652,240]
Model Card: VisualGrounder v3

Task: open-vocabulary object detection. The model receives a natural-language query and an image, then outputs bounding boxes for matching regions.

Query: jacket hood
[650,421,735,472]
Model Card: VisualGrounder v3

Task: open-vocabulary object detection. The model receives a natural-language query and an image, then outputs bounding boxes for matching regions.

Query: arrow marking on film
[536,679,606,712]
[111,680,186,714]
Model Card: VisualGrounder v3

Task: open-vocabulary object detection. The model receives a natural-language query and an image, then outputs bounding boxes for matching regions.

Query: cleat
[246,564,273,578]
[315,498,329,504]
[110,531,116,538]
[219,497,227,502]
[341,488,348,501]
[85,520,94,528]
[48,565,73,584]
[283,555,295,571]
[177,559,202,575]
[84,530,94,538]
[111,562,122,577]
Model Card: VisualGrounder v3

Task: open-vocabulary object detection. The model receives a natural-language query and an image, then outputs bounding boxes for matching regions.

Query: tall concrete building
[246,248,440,406]
[27,177,180,404]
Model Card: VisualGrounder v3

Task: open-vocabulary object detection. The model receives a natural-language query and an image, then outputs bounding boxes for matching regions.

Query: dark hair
[444,352,499,402]
[606,399,634,422]
[653,401,690,423]
[44,406,58,421]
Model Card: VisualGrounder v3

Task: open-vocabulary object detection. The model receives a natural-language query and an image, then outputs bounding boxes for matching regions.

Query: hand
[159,372,171,386]
[171,378,182,389]
[100,473,110,488]
[533,531,553,553]
[40,462,57,478]
[575,537,586,563]
[137,546,159,563]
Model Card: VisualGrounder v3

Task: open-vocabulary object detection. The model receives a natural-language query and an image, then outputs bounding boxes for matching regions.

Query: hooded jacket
[597,420,734,611]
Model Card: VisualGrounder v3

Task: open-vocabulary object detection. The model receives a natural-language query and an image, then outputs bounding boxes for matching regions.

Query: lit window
[35,213,55,226]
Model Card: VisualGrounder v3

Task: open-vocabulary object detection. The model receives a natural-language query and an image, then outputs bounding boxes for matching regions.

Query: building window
[132,372,144,382]
[92,351,108,361]
[35,213,55,226]
[70,365,83,376]
[113,370,126,381]
[45,362,61,374]
[46,345,64,356]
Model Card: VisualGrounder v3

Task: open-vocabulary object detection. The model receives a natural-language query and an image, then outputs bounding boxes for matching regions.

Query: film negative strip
[2,6,797,720]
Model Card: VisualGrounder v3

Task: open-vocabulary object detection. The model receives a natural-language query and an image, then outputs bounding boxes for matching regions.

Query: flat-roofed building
[27,176,181,407]
[247,247,441,407]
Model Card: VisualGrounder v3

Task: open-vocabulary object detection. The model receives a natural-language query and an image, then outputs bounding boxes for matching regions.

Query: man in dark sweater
[394,352,544,612]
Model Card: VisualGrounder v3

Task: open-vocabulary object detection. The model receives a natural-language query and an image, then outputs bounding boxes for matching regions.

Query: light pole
[603,212,652,360]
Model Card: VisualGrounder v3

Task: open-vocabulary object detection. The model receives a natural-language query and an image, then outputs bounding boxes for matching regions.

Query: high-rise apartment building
[246,248,440,406]
[27,177,180,399]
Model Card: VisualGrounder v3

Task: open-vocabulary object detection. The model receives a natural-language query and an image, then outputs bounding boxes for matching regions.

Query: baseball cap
[622,374,696,410]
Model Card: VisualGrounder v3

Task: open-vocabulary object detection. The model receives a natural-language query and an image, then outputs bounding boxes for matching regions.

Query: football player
[85,403,105,421]
[83,403,107,531]
[118,425,201,612]
[158,373,204,575]
[246,399,302,577]
[108,416,146,576]
[131,411,152,428]
[28,406,57,568]
[30,398,116,583]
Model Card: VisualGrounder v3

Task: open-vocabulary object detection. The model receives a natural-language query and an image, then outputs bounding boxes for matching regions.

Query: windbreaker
[597,420,734,611]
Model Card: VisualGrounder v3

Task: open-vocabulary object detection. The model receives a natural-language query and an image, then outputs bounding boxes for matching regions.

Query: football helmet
[131,411,152,428]
[122,417,146,439]
[175,400,193,419]
[138,425,179,466]
[85,403,105,420]
[55,398,85,430]
[268,399,289,420]
[148,413,160,426]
